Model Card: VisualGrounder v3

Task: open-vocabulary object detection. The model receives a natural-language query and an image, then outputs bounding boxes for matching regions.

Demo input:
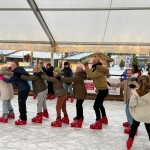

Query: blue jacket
[3,67,30,92]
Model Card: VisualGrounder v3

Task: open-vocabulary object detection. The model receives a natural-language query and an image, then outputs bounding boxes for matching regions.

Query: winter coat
[61,72,87,100]
[0,70,13,100]
[41,75,66,97]
[61,68,73,85]
[3,67,30,92]
[20,74,47,94]
[110,78,139,104]
[85,65,109,90]
[45,67,54,77]
[129,89,150,123]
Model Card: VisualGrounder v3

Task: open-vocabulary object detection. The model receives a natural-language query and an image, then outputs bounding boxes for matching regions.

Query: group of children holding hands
[0,60,150,150]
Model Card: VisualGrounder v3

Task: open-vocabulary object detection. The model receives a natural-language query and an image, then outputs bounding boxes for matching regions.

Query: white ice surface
[0,96,149,150]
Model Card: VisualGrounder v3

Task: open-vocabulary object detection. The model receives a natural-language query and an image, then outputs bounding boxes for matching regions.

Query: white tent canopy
[0,0,150,54]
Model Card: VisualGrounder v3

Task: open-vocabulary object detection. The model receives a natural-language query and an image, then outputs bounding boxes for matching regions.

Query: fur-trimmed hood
[0,66,13,77]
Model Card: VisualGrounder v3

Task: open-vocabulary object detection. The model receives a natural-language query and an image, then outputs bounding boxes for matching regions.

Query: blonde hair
[34,65,43,72]
[138,75,150,94]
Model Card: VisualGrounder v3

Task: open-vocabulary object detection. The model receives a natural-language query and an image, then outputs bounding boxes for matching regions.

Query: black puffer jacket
[61,67,73,85]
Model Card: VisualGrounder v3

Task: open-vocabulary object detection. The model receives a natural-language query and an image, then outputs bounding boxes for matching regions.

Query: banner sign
[84,79,120,95]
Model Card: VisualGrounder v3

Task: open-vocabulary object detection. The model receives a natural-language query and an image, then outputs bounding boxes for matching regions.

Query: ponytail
[138,75,150,95]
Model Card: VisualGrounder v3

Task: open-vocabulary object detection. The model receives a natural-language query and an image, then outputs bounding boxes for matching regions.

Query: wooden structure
[62,52,114,71]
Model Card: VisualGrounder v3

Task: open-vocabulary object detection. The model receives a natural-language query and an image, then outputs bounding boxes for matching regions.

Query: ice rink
[0,96,149,150]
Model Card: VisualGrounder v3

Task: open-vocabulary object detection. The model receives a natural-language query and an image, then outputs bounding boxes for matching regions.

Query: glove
[0,75,4,80]
[13,72,22,77]
[83,60,89,67]
[56,76,61,81]
[107,81,110,86]
[129,84,136,88]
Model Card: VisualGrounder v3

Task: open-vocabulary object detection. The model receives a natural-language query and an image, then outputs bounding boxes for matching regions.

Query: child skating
[126,75,150,150]
[0,66,15,123]
[35,67,68,127]
[110,69,139,134]
[58,64,87,128]
[13,65,49,123]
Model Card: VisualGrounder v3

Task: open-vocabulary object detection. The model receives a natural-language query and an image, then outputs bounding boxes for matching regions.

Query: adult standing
[45,63,55,100]
[39,61,46,73]
[132,64,141,78]
[83,57,109,129]
[62,62,74,102]
[2,61,30,125]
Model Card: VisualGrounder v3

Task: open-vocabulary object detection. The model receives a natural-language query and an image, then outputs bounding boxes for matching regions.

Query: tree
[119,60,125,69]
[132,54,139,66]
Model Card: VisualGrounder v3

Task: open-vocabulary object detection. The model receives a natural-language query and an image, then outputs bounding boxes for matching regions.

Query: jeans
[129,119,150,140]
[94,89,108,120]
[63,83,73,96]
[18,89,30,121]
[126,99,133,125]
[76,100,84,119]
[2,100,13,114]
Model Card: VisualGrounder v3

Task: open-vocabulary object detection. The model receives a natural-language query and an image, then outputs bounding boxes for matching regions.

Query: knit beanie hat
[76,64,84,70]
[64,62,69,66]
[54,67,61,73]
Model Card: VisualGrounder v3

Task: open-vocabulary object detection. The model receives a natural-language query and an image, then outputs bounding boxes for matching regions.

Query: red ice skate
[15,119,27,125]
[90,119,102,129]
[123,122,130,127]
[62,115,69,124]
[126,138,134,150]
[32,113,43,123]
[102,116,108,124]
[43,110,49,118]
[51,117,62,127]
[71,118,83,128]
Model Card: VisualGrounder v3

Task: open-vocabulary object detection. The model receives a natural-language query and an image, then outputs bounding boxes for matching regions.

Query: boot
[70,97,74,103]
[46,94,52,99]
[32,113,43,123]
[102,116,108,124]
[43,110,49,118]
[66,95,69,100]
[51,117,62,127]
[33,94,37,100]
[49,94,55,100]
[126,138,134,150]
[124,128,138,135]
[123,122,130,127]
[8,110,15,119]
[0,113,8,123]
[71,118,83,128]
[62,115,69,124]
[90,119,102,129]
[73,116,84,122]
[15,119,27,125]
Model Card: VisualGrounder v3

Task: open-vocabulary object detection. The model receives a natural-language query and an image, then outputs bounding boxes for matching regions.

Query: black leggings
[94,89,108,120]
[76,100,84,119]
[129,119,150,140]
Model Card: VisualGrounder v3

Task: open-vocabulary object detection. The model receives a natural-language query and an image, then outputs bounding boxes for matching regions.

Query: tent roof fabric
[0,0,150,54]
